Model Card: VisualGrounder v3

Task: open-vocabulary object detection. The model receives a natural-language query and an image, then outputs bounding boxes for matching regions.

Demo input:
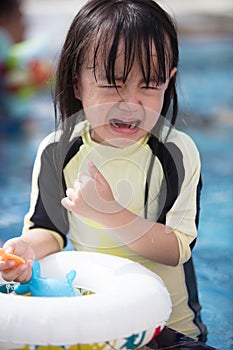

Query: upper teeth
[129,121,138,128]
[112,121,119,128]
[111,119,139,128]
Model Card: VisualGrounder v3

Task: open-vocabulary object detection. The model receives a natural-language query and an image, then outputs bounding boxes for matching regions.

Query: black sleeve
[29,142,68,247]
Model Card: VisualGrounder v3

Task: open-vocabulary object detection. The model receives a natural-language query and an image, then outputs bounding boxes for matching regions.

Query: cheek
[143,93,165,115]
[78,89,95,107]
[156,98,165,116]
[83,103,113,127]
[141,94,166,131]
[143,109,160,133]
[75,78,98,106]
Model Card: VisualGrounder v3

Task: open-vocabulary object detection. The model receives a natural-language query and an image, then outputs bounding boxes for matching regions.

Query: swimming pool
[180,37,233,349]
[0,38,232,349]
[188,126,233,349]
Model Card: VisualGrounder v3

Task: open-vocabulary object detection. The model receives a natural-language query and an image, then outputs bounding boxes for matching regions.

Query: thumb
[87,160,107,185]
[3,240,17,254]
[4,237,27,257]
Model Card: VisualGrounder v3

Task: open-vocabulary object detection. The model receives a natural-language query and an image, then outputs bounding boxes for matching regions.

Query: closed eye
[142,81,166,90]
[142,85,161,90]
[98,84,123,90]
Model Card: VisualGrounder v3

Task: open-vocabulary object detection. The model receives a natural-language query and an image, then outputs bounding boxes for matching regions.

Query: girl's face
[74,42,176,147]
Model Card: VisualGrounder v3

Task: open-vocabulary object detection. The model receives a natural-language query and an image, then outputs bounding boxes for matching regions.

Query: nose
[118,93,141,112]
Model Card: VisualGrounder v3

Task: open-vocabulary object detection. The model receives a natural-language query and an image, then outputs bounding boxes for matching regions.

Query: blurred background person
[0,0,27,131]
[0,0,52,134]
[0,0,25,59]
[0,0,25,131]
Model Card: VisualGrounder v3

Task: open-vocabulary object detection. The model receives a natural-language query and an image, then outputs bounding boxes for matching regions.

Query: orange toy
[0,248,25,267]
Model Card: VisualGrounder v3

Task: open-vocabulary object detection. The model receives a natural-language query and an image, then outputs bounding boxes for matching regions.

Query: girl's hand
[0,238,35,283]
[61,161,118,221]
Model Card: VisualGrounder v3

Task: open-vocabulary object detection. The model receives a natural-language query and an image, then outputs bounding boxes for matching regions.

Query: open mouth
[110,119,141,129]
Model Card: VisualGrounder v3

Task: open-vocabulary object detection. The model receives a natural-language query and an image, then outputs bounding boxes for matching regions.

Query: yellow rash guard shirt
[23,120,202,339]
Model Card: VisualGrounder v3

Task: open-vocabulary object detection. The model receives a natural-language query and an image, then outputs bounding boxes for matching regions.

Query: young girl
[0,0,207,342]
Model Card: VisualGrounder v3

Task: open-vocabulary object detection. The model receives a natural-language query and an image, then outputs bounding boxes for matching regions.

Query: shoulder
[36,121,88,155]
[35,130,61,159]
[162,126,200,163]
[162,126,198,149]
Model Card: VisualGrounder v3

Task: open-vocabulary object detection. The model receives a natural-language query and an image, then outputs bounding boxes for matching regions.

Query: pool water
[188,126,233,349]
[0,38,232,349]
[180,38,233,349]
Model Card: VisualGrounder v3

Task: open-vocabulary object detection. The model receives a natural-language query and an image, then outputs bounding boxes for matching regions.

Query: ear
[164,67,177,90]
[169,67,177,80]
[73,76,81,100]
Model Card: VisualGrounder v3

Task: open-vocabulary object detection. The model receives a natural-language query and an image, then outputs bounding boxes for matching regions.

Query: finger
[66,187,78,200]
[77,173,92,185]
[0,248,25,266]
[3,238,26,257]
[87,160,107,185]
[61,196,74,210]
[3,240,17,255]
[62,186,80,210]
[3,262,26,280]
[4,260,33,283]
[17,260,33,283]
[0,259,16,272]
[73,179,81,191]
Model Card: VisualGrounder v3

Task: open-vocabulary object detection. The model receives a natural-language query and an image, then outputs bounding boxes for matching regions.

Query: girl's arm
[21,228,61,260]
[92,206,180,266]
[62,161,180,266]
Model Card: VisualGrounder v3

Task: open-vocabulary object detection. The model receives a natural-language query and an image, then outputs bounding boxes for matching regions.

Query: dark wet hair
[0,0,21,16]
[54,0,179,129]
